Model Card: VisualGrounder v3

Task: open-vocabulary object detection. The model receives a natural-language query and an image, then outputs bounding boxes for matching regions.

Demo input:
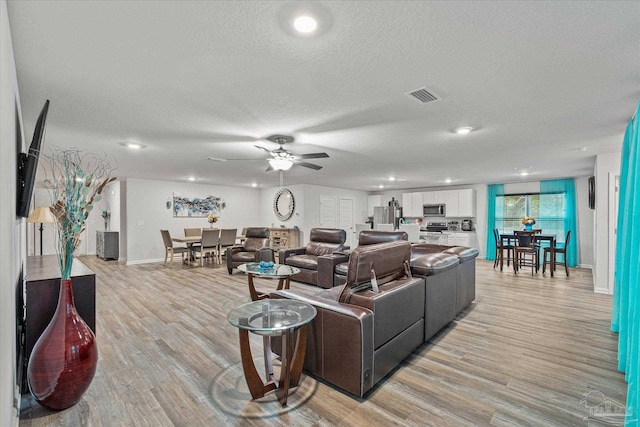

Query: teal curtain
[540,178,579,267]
[485,184,504,260]
[612,100,639,426]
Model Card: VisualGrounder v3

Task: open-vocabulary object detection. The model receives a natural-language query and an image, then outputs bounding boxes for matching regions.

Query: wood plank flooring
[19,257,627,426]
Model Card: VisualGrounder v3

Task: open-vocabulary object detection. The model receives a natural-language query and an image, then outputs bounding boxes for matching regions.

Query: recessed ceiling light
[576,146,588,152]
[293,15,317,33]
[444,178,452,184]
[378,184,385,189]
[187,177,196,181]
[251,183,258,188]
[454,127,473,135]
[388,176,396,181]
[119,142,145,149]
[519,172,529,176]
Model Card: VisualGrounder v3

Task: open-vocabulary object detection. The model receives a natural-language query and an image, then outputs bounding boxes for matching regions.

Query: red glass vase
[27,279,98,410]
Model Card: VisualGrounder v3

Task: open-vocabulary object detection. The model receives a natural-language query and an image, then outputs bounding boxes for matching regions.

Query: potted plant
[27,148,115,410]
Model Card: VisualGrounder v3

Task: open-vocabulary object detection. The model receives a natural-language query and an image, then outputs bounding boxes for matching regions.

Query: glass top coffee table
[227,299,317,406]
[237,263,300,301]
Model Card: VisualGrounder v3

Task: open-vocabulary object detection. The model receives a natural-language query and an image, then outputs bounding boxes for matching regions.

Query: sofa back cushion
[339,241,411,303]
[305,228,347,256]
[243,227,269,252]
[358,230,408,246]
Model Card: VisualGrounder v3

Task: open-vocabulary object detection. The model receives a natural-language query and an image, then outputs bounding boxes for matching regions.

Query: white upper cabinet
[422,191,434,205]
[402,193,412,217]
[432,191,446,204]
[458,189,476,217]
[411,192,423,217]
[368,195,383,216]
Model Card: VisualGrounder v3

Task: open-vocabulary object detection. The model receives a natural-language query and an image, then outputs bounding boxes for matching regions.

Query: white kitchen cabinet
[402,193,412,217]
[368,195,383,216]
[422,191,434,205]
[441,190,459,217]
[439,233,450,245]
[411,192,423,217]
[431,191,446,204]
[458,189,476,217]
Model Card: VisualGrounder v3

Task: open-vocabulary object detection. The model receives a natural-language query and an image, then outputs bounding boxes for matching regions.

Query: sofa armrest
[279,246,307,264]
[317,253,349,288]
[270,290,374,397]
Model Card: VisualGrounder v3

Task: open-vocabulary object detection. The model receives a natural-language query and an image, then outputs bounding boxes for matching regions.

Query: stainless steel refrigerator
[373,206,402,229]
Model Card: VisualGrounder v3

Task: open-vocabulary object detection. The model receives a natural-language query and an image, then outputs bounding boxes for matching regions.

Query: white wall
[593,152,621,293]
[125,178,261,264]
[260,184,368,246]
[0,1,23,423]
[575,175,594,268]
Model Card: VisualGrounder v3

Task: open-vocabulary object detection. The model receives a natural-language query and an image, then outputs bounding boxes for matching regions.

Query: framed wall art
[173,193,226,218]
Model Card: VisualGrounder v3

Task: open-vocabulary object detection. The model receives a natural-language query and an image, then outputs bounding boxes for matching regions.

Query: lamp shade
[269,158,293,171]
[26,206,56,224]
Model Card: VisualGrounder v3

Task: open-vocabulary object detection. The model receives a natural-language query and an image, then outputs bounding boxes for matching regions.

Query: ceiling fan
[207,135,329,171]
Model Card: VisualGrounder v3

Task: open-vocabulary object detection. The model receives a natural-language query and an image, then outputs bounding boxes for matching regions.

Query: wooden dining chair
[542,230,571,276]
[219,228,237,262]
[194,229,220,266]
[160,230,189,266]
[184,228,202,249]
[493,228,513,271]
[514,231,540,275]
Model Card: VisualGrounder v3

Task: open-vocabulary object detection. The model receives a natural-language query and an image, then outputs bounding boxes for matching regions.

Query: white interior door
[339,198,355,248]
[608,173,620,294]
[319,196,337,228]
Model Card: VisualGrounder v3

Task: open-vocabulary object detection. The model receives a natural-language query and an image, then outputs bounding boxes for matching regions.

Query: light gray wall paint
[1,1,23,423]
[125,178,261,263]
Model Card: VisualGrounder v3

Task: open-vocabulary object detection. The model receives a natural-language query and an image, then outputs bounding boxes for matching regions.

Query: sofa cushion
[233,251,256,263]
[335,262,349,276]
[358,230,408,246]
[310,228,347,244]
[443,246,479,263]
[286,254,319,270]
[306,241,344,257]
[410,253,459,276]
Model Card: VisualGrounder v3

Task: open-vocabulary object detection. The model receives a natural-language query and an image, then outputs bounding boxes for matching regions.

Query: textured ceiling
[7,1,640,191]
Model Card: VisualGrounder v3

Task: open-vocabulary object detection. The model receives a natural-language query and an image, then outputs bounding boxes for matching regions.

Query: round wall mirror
[273,188,295,221]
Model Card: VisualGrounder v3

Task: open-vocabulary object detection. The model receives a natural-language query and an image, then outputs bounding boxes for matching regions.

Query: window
[495,192,566,241]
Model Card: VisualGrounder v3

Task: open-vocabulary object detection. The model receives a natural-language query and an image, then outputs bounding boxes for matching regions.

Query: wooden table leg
[550,247,555,277]
[288,324,308,387]
[275,330,293,406]
[238,330,277,400]
[247,273,267,301]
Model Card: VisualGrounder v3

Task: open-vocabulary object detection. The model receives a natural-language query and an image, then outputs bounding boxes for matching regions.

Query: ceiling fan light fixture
[293,15,317,33]
[269,158,293,171]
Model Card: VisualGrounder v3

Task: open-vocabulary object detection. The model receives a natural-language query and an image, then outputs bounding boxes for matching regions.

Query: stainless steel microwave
[423,204,446,217]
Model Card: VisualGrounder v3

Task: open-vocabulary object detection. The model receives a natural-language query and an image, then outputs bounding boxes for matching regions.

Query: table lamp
[26,206,56,255]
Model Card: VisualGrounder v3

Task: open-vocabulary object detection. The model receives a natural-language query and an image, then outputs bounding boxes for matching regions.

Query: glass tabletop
[227,300,317,336]
[238,263,300,278]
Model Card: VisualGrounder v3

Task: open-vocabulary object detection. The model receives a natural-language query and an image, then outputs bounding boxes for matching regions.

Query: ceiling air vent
[405,87,440,104]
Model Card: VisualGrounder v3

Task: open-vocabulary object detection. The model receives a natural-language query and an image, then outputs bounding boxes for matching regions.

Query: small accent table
[238,263,300,301]
[227,300,316,406]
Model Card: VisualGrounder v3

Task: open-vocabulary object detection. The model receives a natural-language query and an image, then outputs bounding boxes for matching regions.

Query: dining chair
[218,228,237,262]
[542,230,571,276]
[194,229,220,266]
[160,230,189,266]
[184,228,202,249]
[493,228,513,271]
[513,231,540,275]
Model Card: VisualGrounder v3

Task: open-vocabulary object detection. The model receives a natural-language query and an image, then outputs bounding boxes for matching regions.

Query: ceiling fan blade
[265,165,274,172]
[207,157,268,161]
[255,145,272,153]
[295,161,323,170]
[292,152,329,160]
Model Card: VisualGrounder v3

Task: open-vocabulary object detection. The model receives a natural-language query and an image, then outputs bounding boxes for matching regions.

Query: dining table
[171,235,205,266]
[500,233,557,276]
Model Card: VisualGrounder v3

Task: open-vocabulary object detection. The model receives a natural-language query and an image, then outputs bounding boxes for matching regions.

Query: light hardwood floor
[20,257,627,426]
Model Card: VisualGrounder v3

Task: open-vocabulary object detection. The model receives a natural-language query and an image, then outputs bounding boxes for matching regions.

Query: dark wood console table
[21,255,96,393]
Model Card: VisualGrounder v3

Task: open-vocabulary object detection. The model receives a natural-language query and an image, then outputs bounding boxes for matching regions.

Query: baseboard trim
[594,287,611,295]
[579,264,593,269]
[126,258,164,266]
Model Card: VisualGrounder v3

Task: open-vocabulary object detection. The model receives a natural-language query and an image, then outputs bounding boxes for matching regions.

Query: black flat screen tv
[16,100,49,218]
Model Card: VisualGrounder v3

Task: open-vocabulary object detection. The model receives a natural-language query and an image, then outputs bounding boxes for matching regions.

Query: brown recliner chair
[279,228,348,288]
[272,240,425,397]
[333,230,408,287]
[226,227,273,274]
